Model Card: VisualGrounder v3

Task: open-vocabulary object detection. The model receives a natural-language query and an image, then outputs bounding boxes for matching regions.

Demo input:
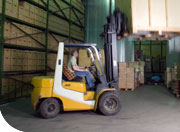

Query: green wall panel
[85,0,115,49]
[117,38,134,62]
[167,36,180,67]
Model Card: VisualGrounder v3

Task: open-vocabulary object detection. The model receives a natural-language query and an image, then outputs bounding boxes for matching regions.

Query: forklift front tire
[98,92,121,116]
[39,98,60,119]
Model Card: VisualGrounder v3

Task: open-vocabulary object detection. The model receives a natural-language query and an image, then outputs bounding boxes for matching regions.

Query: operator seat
[63,63,82,82]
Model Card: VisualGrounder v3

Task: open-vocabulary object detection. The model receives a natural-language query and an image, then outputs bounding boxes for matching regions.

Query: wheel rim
[48,104,56,112]
[104,97,118,112]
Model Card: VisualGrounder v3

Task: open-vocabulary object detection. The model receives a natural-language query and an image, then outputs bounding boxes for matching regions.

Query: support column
[68,0,72,42]
[45,0,50,75]
[0,0,6,97]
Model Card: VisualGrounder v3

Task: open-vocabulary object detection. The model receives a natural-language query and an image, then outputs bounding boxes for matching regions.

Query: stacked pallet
[165,67,172,89]
[4,22,45,48]
[78,49,92,67]
[3,48,45,71]
[118,62,141,91]
[1,74,39,97]
[119,63,127,89]
[48,0,84,40]
[165,63,180,87]
[5,0,46,27]
[47,53,57,70]
[172,80,180,98]
[165,63,180,98]
[78,49,105,72]
[128,61,145,85]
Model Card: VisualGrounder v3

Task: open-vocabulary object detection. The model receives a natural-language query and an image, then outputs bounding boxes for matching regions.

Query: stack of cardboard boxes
[165,63,180,97]
[119,62,128,89]
[128,61,145,84]
[165,67,172,88]
[118,61,145,91]
[1,0,85,99]
[3,49,45,71]
[48,1,84,40]
[171,80,180,98]
[78,49,105,72]
[4,22,45,48]
[2,74,38,97]
[165,63,180,88]
[5,0,46,27]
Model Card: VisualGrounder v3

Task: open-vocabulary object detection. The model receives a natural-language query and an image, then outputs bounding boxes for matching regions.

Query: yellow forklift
[31,8,125,118]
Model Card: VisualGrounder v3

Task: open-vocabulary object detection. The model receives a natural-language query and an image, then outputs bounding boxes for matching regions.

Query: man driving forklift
[31,8,123,118]
[67,50,95,89]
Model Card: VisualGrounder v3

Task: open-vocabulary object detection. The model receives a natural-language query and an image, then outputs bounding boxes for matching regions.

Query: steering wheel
[88,64,100,80]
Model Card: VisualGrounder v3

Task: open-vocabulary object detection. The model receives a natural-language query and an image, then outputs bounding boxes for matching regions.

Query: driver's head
[72,50,78,58]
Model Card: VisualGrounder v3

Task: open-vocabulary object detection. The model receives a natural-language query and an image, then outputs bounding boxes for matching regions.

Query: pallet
[119,88,135,91]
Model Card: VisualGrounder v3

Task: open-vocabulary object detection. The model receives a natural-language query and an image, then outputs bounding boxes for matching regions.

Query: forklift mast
[103,8,127,90]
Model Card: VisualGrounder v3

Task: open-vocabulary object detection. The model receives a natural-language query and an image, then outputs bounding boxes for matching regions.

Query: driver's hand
[85,68,89,72]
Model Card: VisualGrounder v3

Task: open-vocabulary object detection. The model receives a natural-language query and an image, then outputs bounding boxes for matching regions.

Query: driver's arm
[71,55,88,72]
[72,65,88,72]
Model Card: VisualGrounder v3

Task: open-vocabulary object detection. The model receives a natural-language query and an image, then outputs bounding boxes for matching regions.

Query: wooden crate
[116,0,180,35]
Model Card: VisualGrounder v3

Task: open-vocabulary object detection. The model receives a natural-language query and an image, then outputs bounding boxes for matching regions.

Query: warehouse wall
[117,38,134,62]
[167,36,180,67]
[0,0,85,102]
[85,0,115,49]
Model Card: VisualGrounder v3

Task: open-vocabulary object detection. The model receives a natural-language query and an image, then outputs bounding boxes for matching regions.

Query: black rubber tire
[98,92,121,116]
[39,98,60,119]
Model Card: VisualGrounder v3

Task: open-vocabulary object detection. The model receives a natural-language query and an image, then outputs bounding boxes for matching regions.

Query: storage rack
[0,0,85,104]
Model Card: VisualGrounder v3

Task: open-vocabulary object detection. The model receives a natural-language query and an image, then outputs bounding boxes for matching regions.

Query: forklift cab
[62,44,103,89]
[31,42,120,119]
[54,42,107,103]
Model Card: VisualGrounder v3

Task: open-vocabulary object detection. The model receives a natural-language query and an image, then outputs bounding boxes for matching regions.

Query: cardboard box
[3,63,11,71]
[4,49,11,59]
[166,67,171,73]
[139,61,145,67]
[126,82,135,89]
[140,72,145,84]
[126,68,135,79]
[127,68,134,73]
[126,77,135,83]
[135,71,141,83]
[119,62,128,69]
[119,68,127,72]
[118,79,126,88]
[119,73,127,79]
[127,74,134,80]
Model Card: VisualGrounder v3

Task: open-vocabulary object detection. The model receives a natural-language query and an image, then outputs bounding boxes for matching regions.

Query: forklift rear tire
[39,98,60,119]
[98,92,121,116]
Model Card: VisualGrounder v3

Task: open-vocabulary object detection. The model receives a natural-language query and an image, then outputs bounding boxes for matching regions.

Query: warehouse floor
[0,85,180,132]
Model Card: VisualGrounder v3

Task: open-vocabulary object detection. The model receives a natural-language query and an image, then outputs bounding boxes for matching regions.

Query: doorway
[134,40,167,84]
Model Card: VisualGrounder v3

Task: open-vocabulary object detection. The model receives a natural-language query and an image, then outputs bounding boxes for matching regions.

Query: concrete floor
[0,85,180,132]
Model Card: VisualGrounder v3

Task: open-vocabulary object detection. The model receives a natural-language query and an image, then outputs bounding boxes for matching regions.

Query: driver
[67,50,95,89]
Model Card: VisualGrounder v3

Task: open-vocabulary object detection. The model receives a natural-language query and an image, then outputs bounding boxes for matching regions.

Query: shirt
[67,56,77,72]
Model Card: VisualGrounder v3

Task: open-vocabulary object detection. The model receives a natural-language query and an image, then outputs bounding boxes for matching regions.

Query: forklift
[31,8,125,118]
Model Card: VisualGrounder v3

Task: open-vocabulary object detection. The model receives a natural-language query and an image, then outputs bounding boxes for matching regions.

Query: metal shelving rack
[0,0,85,104]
